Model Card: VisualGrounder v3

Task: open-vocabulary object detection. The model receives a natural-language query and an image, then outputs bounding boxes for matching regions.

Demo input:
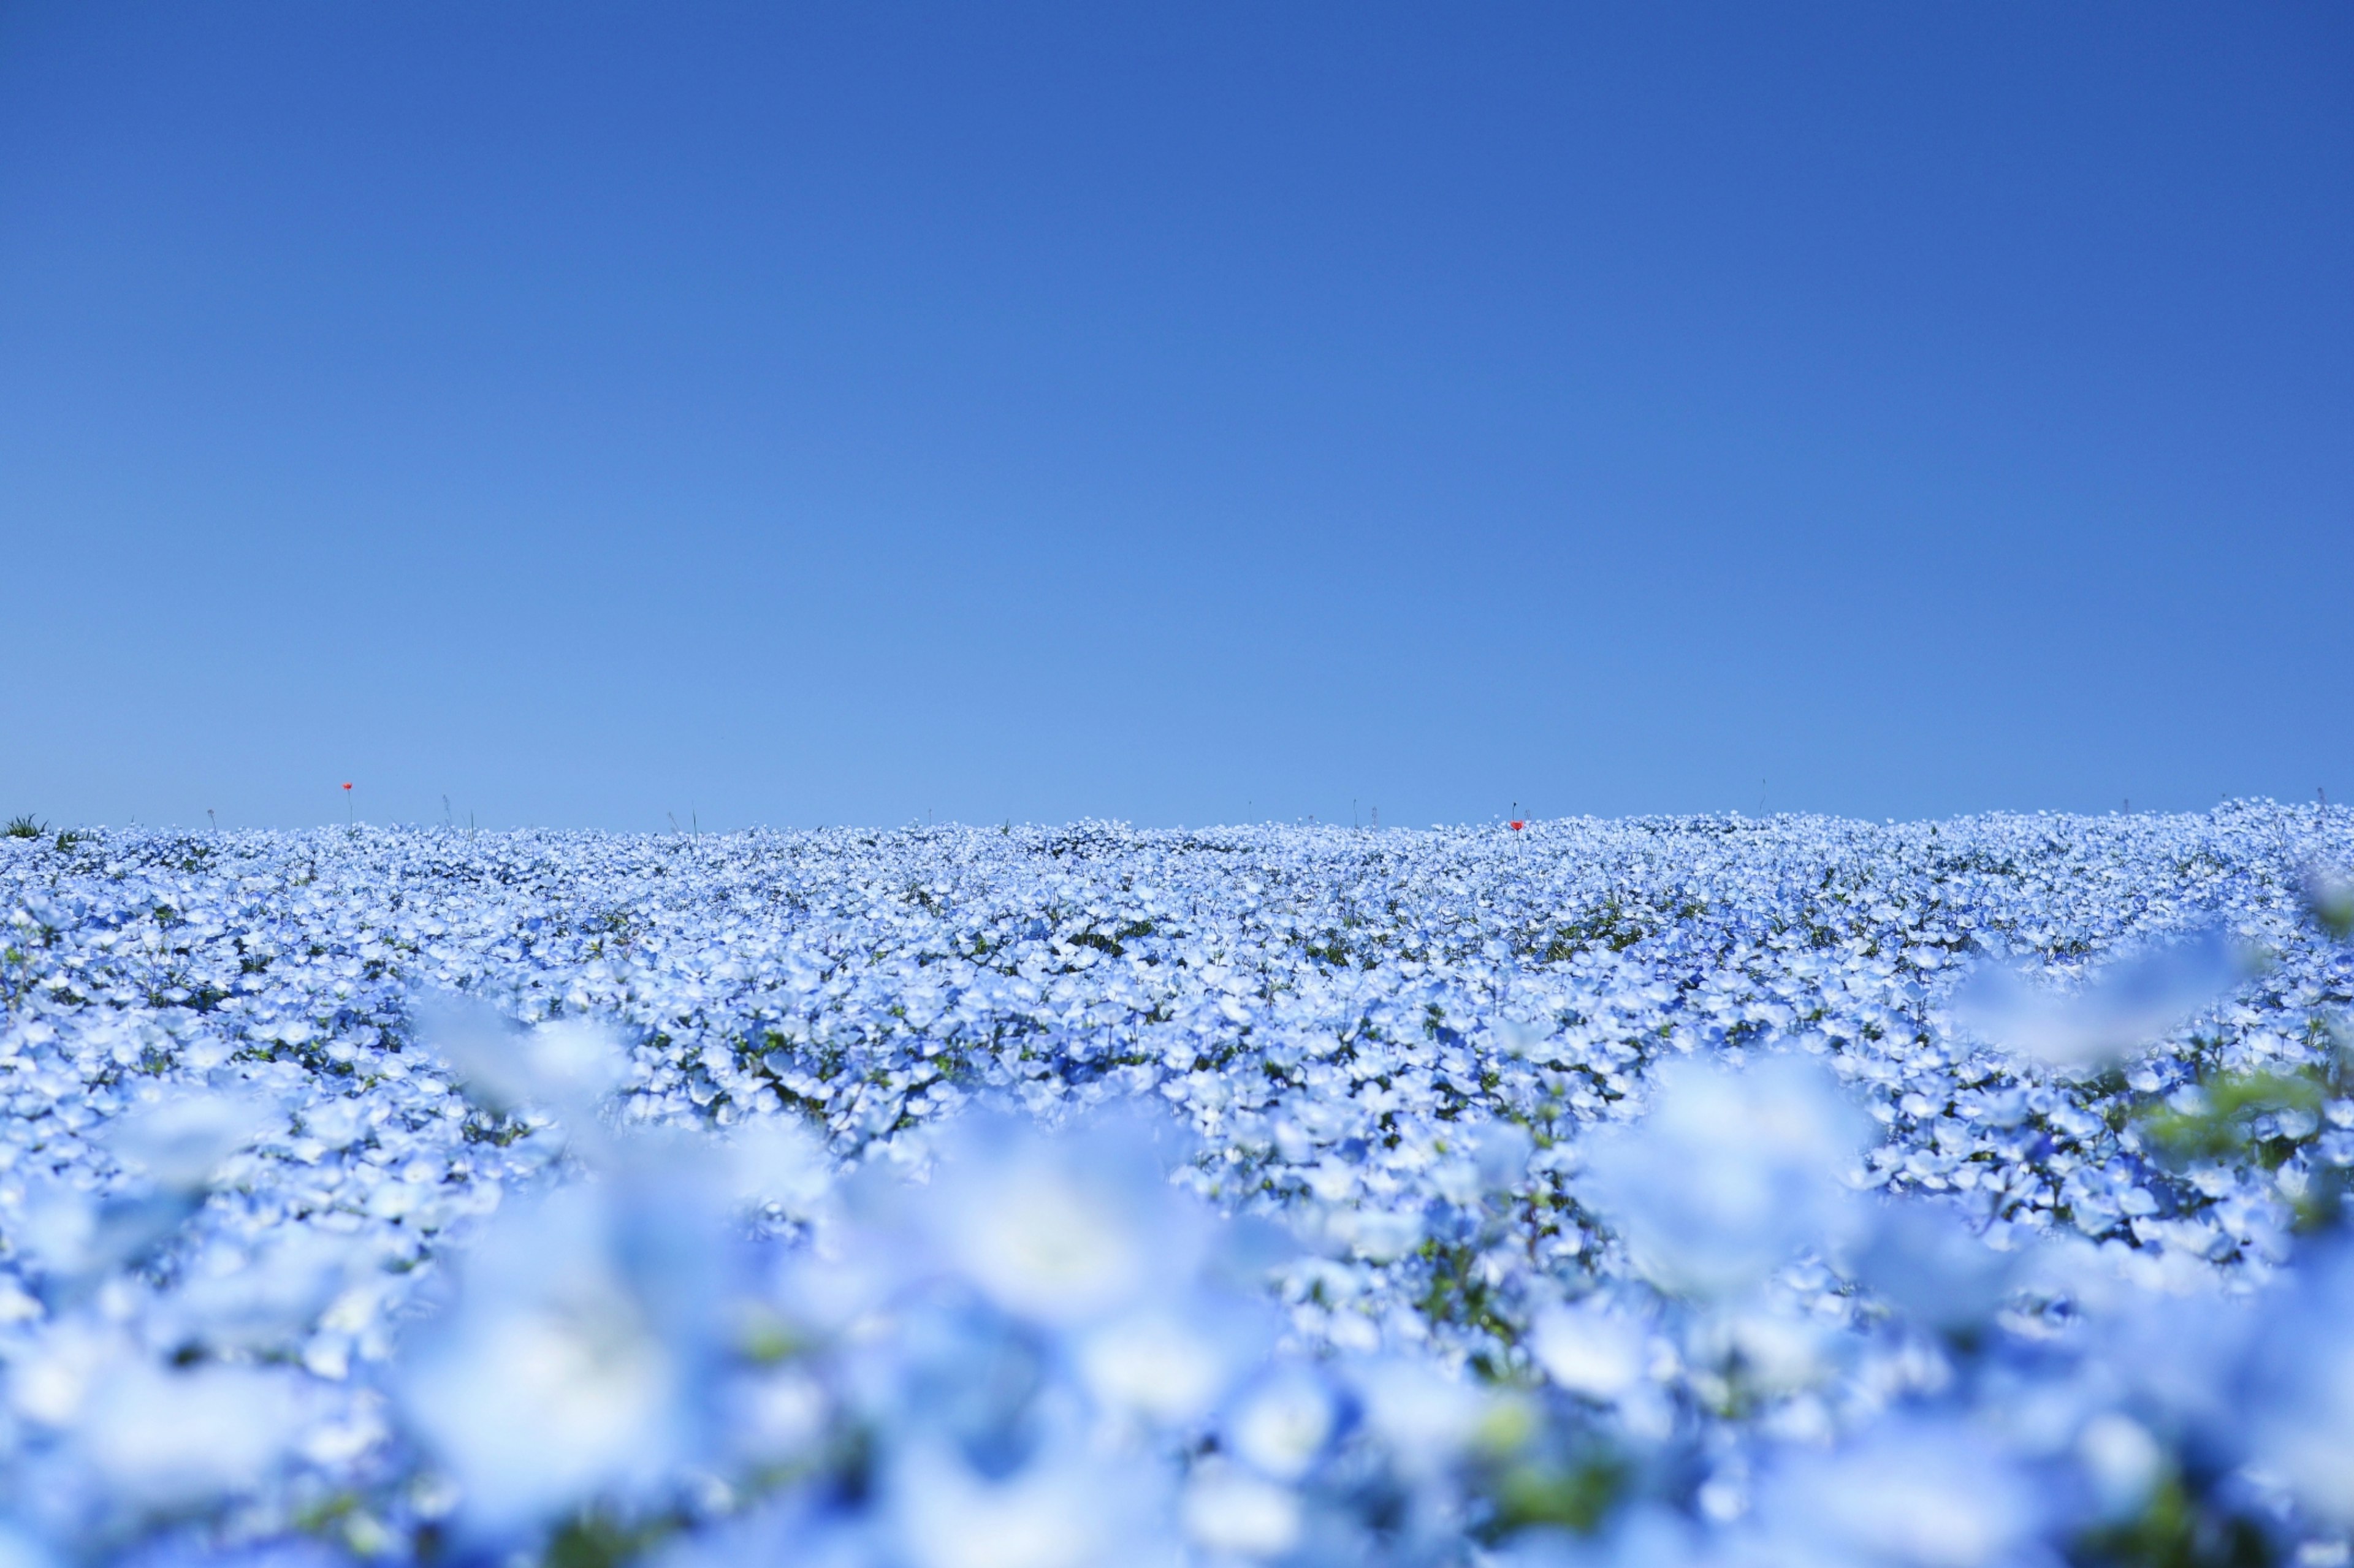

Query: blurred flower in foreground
[1944,926,2248,1070]
[396,1010,725,1534]
[106,1087,283,1190]
[72,1358,307,1513]
[397,1179,715,1534]
[17,1087,283,1296]
[414,994,631,1124]
[915,1109,1206,1328]
[1580,1056,1869,1298]
[1526,1298,1648,1404]
[1851,1205,2023,1336]
[890,1439,1151,1568]
[2247,1242,2354,1529]
[1750,1418,2043,1568]
[1223,1365,1339,1481]
[1181,1456,1305,1560]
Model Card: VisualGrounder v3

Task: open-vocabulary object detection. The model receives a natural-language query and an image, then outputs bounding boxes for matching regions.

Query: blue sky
[2,3,2348,831]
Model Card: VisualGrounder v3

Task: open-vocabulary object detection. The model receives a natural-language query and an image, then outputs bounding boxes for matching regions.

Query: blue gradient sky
[3,4,2348,831]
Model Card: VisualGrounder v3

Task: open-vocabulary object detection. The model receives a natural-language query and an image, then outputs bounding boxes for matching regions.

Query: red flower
[342,783,352,791]
[1509,820,1525,831]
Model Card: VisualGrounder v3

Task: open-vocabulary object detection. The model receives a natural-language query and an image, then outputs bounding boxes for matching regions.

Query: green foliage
[4,815,44,839]
[542,1508,679,1568]
[2069,1476,2274,1568]
[1484,1454,1626,1539]
[2135,1068,2325,1169]
[1414,1238,1520,1361]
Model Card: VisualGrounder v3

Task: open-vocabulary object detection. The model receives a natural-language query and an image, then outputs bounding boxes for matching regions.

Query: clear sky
[2,4,2348,832]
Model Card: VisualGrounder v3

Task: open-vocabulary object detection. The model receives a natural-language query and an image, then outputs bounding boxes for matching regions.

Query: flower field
[2,804,2352,1567]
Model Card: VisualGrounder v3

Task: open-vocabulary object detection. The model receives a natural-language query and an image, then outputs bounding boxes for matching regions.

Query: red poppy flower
[1509,820,1525,831]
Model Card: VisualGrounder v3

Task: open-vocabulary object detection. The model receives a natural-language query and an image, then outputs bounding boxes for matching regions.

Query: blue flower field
[2,804,2352,1567]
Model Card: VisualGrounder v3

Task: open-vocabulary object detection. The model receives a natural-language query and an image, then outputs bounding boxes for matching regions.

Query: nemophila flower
[104,1087,283,1191]
[1526,1298,1648,1403]
[916,1111,1205,1329]
[1222,1365,1339,1481]
[887,1436,1152,1568]
[15,1088,283,1297]
[1748,1417,2046,1568]
[69,1358,308,1513]
[413,992,629,1124]
[2244,1242,2354,1528]
[1849,1205,2023,1335]
[2305,866,2354,943]
[1352,1357,1495,1474]
[1076,1295,1267,1426]
[1943,924,2249,1071]
[1579,1055,1869,1298]
[1180,1456,1305,1560]
[2072,1412,2166,1522]
[159,1230,368,1356]
[397,1180,712,1533]
[723,1114,836,1219]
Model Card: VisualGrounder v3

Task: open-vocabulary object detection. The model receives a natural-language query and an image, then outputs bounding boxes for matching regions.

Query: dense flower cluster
[1,802,2351,1566]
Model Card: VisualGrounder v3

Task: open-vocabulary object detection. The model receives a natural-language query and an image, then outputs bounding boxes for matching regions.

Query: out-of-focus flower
[2074,1412,2165,1521]
[1335,1205,1426,1263]
[105,1087,283,1190]
[1224,1366,1338,1481]
[10,1320,132,1429]
[1580,1056,1868,1298]
[726,1116,834,1218]
[1354,1358,1493,1475]
[1945,926,2248,1070]
[1751,1418,2044,1568]
[74,1359,305,1510]
[17,1089,281,1297]
[1181,1458,1305,1559]
[161,1230,364,1354]
[397,1180,713,1532]
[1076,1298,1263,1426]
[1851,1206,2022,1335]
[413,994,629,1122]
[918,1113,1203,1328]
[2247,1243,2354,1528]
[889,1439,1149,1568]
[1527,1300,1647,1403]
